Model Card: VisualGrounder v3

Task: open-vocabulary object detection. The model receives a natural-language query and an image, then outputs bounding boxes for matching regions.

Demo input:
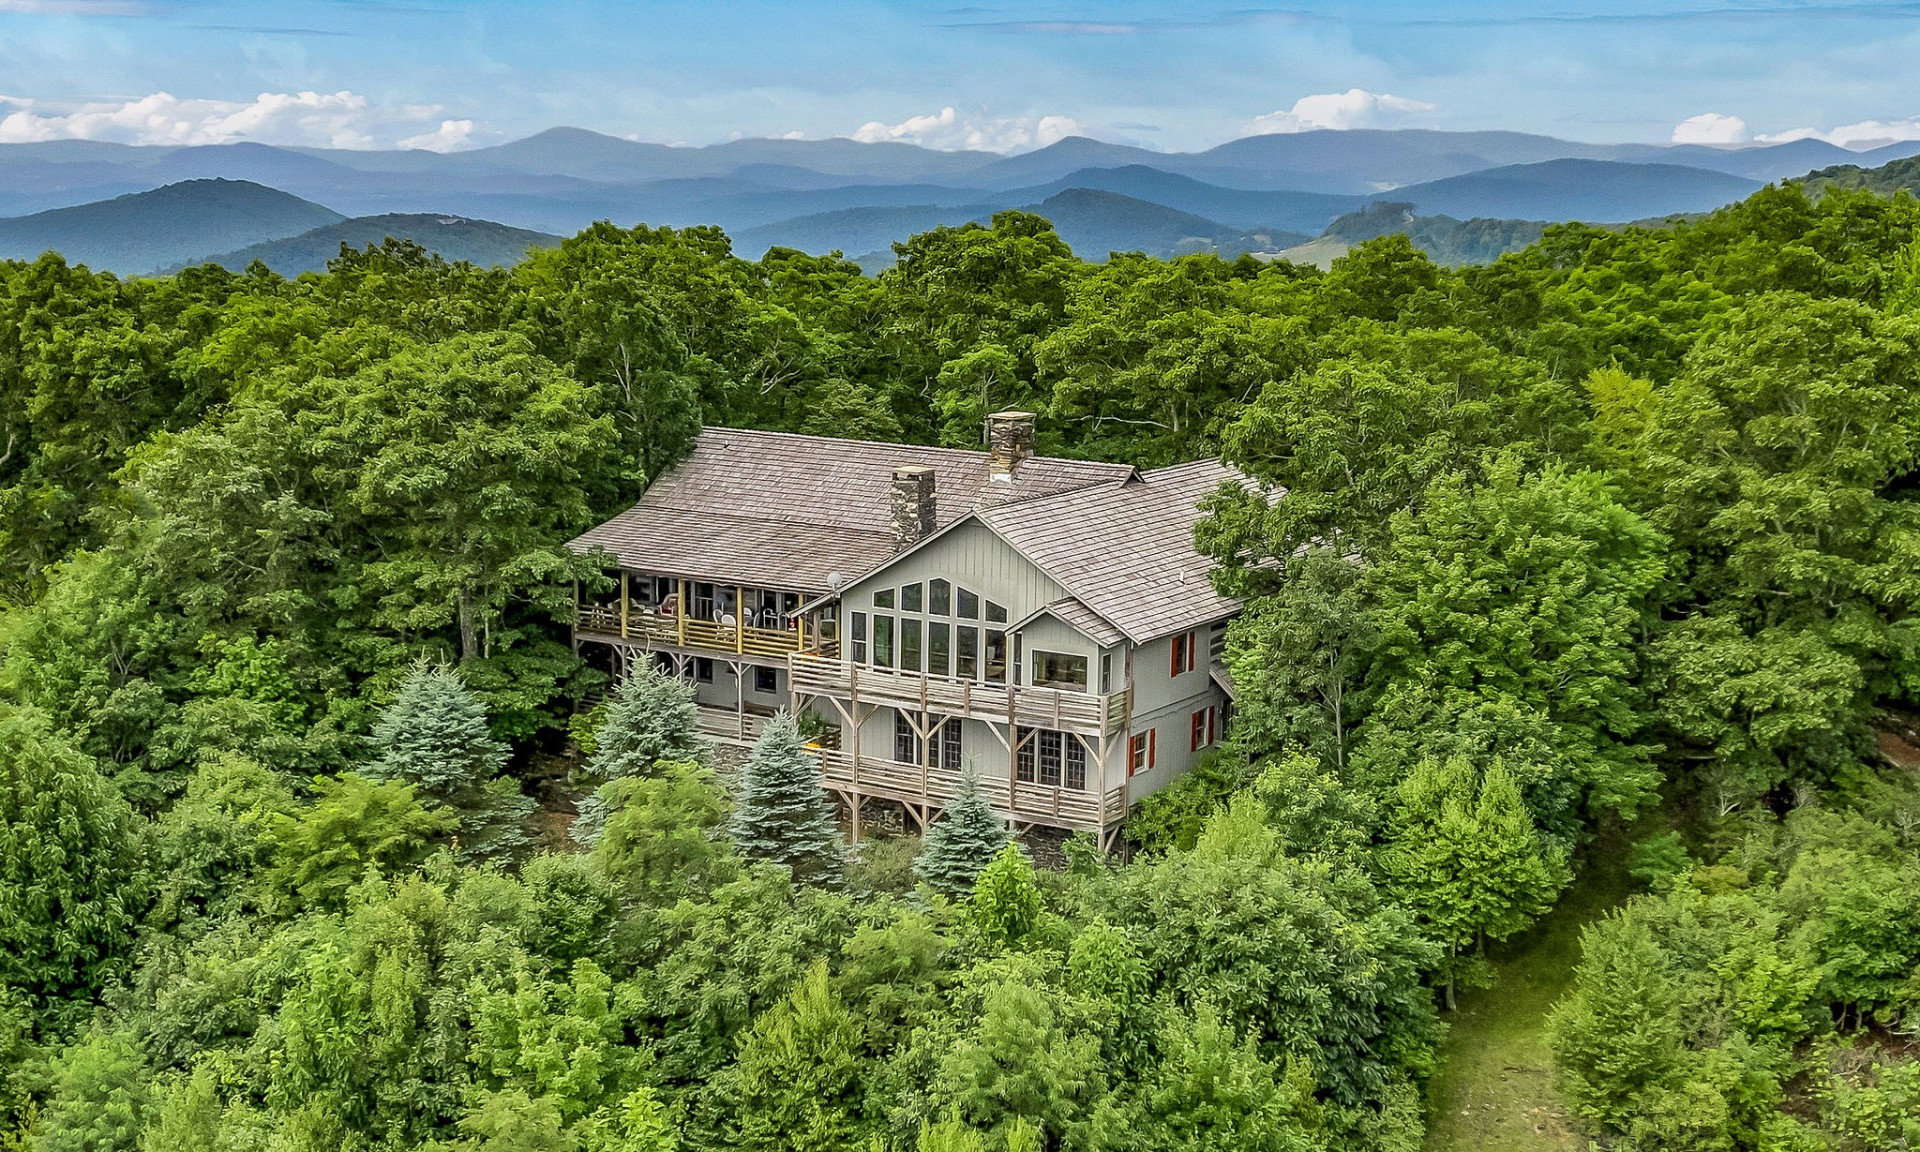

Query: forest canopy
[1,177,1919,1150]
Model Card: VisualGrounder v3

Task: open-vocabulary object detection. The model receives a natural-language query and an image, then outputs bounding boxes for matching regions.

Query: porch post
[735,584,745,653]
[619,571,630,639]
[676,578,687,646]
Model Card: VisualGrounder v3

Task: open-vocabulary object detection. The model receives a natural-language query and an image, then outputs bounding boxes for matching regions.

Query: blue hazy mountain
[0,178,343,273]
[192,212,561,276]
[1389,159,1763,223]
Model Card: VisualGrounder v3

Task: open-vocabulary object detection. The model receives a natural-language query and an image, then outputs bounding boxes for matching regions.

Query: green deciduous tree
[0,710,143,1013]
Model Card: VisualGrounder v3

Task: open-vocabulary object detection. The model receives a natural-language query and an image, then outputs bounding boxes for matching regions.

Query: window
[1190,707,1219,752]
[1208,622,1227,661]
[851,612,868,662]
[928,622,951,677]
[694,657,714,683]
[957,588,979,619]
[1032,650,1088,690]
[901,582,923,612]
[874,588,894,609]
[755,666,779,694]
[874,615,895,668]
[986,600,1008,624]
[1017,728,1087,790]
[936,719,962,772]
[956,625,979,679]
[900,618,923,672]
[897,712,962,769]
[894,711,918,763]
[1100,652,1113,694]
[694,582,717,621]
[1170,630,1197,676]
[1129,729,1156,777]
[984,629,1008,684]
[930,578,951,615]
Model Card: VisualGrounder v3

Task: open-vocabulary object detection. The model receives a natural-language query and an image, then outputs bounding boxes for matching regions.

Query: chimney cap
[892,463,936,478]
[989,409,1036,421]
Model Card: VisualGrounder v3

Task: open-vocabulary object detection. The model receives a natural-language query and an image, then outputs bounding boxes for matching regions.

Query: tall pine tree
[914,765,1011,897]
[573,657,704,846]
[728,711,845,887]
[365,661,534,864]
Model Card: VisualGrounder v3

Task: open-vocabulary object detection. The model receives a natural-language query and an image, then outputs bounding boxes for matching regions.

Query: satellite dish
[827,571,844,590]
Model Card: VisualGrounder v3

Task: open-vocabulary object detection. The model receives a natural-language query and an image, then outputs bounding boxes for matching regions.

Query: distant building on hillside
[567,411,1248,850]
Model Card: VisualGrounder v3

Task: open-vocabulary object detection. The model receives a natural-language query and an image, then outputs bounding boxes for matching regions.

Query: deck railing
[815,747,1123,831]
[788,652,1126,735]
[577,604,805,659]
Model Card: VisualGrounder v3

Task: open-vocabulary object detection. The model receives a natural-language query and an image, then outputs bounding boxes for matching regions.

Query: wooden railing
[815,747,1124,831]
[788,652,1127,736]
[576,604,805,658]
[695,704,773,745]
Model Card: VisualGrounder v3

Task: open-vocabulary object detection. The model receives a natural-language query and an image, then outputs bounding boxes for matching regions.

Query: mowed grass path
[1422,839,1634,1152]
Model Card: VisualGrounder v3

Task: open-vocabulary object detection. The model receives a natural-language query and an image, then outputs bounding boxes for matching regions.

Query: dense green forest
[1,174,1918,1151]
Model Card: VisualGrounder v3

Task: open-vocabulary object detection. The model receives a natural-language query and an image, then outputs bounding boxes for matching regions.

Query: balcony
[787,651,1127,736]
[815,747,1125,832]
[577,603,809,660]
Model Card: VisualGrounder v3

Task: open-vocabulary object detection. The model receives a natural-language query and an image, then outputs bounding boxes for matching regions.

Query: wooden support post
[1006,686,1018,811]
[731,660,746,740]
[734,585,745,654]
[619,571,630,639]
[850,794,862,844]
[676,579,687,647]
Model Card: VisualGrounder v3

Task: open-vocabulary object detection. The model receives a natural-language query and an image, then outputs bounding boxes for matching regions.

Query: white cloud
[851,106,1084,153]
[397,118,475,152]
[1246,89,1435,134]
[1757,117,1920,149]
[0,90,483,149]
[1672,113,1748,144]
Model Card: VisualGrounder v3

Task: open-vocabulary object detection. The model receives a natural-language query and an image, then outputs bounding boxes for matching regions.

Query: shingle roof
[980,458,1246,643]
[567,427,1135,591]
[1010,598,1126,648]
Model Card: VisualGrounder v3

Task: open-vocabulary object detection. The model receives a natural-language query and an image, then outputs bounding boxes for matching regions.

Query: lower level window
[754,666,779,694]
[1016,727,1087,790]
[1129,730,1156,776]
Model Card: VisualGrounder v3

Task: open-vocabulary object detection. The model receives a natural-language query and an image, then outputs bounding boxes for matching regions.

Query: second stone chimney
[987,410,1035,481]
[890,465,937,550]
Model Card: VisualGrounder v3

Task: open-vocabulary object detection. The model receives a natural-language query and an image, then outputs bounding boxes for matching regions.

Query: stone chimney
[987,410,1035,481]
[890,465,937,550]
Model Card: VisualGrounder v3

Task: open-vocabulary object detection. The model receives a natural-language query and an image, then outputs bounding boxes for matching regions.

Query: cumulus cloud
[0,90,481,149]
[1246,89,1435,134]
[1672,113,1749,144]
[1757,117,1920,148]
[397,118,476,152]
[851,106,1083,153]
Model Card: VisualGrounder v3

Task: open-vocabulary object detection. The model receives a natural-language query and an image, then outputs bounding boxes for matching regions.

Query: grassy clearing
[1422,837,1635,1152]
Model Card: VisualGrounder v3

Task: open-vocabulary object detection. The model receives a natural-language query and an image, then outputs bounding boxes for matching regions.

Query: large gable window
[855,581,1008,685]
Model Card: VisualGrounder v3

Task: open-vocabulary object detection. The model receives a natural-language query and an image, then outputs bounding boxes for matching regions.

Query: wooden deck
[695,704,773,746]
[578,604,806,660]
[815,747,1124,832]
[787,652,1126,736]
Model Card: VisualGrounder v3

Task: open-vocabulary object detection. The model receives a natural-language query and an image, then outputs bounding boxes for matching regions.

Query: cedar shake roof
[978,458,1245,643]
[567,427,1135,592]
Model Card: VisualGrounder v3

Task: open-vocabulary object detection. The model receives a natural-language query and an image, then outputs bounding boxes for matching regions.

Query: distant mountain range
[194,212,560,276]
[2,127,1916,276]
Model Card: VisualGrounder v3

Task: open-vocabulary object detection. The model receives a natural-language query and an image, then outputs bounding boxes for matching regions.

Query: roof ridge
[702,426,1135,475]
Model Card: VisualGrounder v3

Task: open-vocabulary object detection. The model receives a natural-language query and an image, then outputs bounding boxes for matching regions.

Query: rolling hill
[0,179,343,273]
[192,213,561,276]
[735,188,1310,267]
[1390,159,1762,223]
[1799,154,1920,199]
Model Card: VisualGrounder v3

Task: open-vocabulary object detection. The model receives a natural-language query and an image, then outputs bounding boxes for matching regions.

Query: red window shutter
[1207,706,1217,746]
[1187,631,1197,673]
[1190,710,1204,752]
[1149,727,1158,769]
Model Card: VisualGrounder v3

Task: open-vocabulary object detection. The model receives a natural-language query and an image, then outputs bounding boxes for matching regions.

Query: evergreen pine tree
[914,764,1011,897]
[728,711,845,887]
[573,657,704,846]
[588,657,703,779]
[365,661,533,864]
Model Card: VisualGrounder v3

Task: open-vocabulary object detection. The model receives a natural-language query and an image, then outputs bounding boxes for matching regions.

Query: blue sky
[3,0,1919,152]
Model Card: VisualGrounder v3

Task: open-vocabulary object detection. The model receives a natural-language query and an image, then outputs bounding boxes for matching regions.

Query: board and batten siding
[840,520,1068,625]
